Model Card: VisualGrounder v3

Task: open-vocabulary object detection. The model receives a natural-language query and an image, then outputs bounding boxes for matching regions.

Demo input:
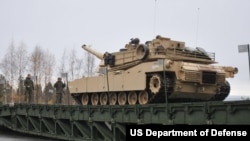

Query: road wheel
[91,93,99,105]
[100,93,108,105]
[109,93,117,105]
[118,92,127,105]
[81,94,89,105]
[138,91,149,105]
[128,91,137,105]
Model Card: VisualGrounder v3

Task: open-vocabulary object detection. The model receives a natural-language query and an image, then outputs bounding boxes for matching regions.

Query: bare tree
[58,49,68,76]
[16,41,28,78]
[42,49,55,86]
[40,50,55,104]
[16,41,28,103]
[68,48,77,80]
[30,45,45,104]
[83,51,96,77]
[30,45,44,83]
[0,40,18,103]
[75,58,84,79]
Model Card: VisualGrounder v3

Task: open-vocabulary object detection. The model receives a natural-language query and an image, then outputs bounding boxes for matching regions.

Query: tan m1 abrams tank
[68,35,238,105]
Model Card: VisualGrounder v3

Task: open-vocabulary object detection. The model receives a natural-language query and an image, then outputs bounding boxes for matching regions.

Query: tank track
[148,90,173,103]
[73,77,230,105]
[148,76,230,104]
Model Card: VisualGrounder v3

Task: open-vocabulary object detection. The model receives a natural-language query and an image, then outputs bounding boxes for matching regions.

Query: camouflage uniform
[24,74,34,104]
[54,77,66,104]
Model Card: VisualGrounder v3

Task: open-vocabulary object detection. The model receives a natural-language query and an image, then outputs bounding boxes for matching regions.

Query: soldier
[53,77,66,104]
[24,74,34,104]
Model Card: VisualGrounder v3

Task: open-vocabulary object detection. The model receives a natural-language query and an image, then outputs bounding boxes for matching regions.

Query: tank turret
[69,35,238,106]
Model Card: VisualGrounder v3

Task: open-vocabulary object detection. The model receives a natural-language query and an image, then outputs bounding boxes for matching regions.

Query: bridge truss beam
[0,100,250,140]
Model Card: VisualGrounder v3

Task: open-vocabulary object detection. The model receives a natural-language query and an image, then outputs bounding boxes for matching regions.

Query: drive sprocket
[149,74,162,94]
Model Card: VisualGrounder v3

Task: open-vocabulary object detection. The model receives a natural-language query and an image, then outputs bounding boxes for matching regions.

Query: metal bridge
[0,100,250,141]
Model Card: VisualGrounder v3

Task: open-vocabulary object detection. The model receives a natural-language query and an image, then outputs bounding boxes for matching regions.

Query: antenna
[195,8,200,47]
[153,0,157,36]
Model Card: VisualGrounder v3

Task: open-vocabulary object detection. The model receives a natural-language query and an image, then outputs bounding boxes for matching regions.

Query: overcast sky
[0,0,250,97]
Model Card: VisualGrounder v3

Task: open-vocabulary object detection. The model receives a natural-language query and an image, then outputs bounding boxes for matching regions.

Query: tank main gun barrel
[82,45,104,60]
